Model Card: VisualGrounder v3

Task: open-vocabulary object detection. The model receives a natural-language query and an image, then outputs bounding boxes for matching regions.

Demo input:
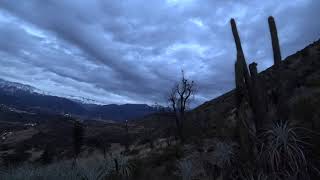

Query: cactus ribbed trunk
[249,62,258,80]
[230,19,244,55]
[235,61,244,106]
[249,62,268,131]
[268,16,282,67]
[125,120,129,152]
[231,17,284,160]
[231,18,256,161]
[230,19,252,96]
[268,16,287,121]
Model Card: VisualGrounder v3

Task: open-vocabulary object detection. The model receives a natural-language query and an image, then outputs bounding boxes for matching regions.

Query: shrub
[40,145,54,165]
[148,145,184,167]
[2,151,31,167]
[0,163,84,180]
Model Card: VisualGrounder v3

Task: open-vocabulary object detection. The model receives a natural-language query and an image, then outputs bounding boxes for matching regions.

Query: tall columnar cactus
[249,62,258,108]
[72,120,84,164]
[231,18,257,161]
[230,19,244,55]
[230,19,251,92]
[249,62,258,80]
[235,60,245,106]
[125,120,129,151]
[249,62,268,131]
[230,18,252,108]
[269,16,287,120]
[268,16,282,67]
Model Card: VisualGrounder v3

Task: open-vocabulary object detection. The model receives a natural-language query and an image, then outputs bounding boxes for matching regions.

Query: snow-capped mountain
[0,78,160,121]
[0,79,39,94]
[0,79,102,104]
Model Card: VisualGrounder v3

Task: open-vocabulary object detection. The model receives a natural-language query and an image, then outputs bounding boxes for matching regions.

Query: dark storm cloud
[0,0,319,106]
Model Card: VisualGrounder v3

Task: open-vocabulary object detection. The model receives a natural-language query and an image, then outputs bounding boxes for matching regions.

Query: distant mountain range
[0,79,164,121]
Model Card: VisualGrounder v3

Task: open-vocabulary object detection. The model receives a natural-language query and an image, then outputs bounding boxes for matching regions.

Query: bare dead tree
[168,71,195,142]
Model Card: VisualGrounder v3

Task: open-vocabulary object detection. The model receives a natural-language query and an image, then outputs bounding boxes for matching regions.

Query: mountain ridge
[0,78,160,121]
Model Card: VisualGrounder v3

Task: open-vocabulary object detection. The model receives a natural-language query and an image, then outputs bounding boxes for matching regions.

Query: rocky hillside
[188,39,320,139]
[135,40,320,139]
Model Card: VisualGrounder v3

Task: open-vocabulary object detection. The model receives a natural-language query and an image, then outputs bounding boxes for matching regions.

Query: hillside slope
[188,39,320,138]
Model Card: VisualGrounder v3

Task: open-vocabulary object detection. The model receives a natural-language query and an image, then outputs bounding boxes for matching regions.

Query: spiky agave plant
[76,158,114,180]
[212,141,238,168]
[239,169,269,180]
[176,159,194,180]
[259,120,308,175]
[198,140,238,180]
[107,153,135,179]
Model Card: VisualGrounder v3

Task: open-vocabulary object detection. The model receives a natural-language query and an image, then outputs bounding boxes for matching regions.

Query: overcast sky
[0,0,319,106]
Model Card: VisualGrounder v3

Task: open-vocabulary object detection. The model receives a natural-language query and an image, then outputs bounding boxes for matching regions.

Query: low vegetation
[1,120,318,180]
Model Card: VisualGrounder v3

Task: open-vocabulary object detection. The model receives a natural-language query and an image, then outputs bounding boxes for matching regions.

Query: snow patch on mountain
[0,78,103,105]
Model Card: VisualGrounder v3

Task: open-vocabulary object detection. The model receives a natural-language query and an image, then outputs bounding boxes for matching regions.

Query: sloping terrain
[188,39,320,138]
[136,39,320,141]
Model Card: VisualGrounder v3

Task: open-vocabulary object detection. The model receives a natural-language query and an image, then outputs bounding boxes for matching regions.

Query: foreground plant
[0,153,135,180]
[176,159,194,180]
[108,153,135,179]
[259,120,309,176]
[212,141,238,169]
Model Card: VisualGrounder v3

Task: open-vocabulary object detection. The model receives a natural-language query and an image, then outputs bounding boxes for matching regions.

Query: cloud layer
[0,0,319,106]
